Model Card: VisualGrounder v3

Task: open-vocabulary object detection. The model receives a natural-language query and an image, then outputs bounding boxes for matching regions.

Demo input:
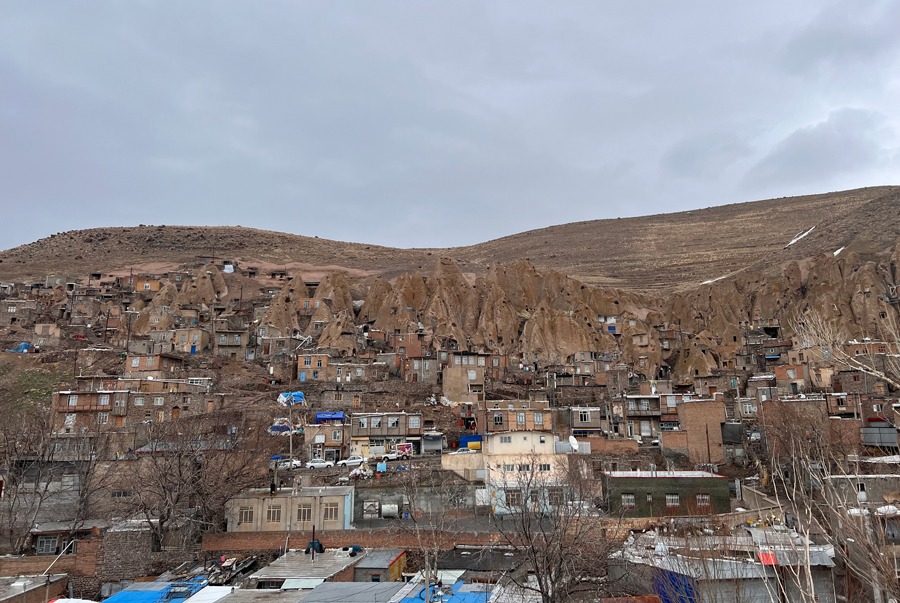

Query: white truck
[369,443,413,461]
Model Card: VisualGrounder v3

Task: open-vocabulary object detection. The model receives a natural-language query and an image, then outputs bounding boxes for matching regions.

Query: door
[300,372,306,382]
[640,421,652,437]
[190,345,196,355]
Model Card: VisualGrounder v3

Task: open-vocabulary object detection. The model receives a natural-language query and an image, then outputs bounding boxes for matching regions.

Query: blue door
[300,372,306,382]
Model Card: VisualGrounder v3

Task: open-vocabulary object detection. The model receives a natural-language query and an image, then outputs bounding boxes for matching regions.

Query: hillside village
[1,252,899,603]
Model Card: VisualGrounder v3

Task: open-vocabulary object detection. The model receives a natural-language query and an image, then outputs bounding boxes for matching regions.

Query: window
[6,305,15,313]
[154,396,165,406]
[579,410,591,422]
[502,464,515,472]
[539,435,546,443]
[665,494,680,509]
[667,395,677,408]
[874,404,883,413]
[297,504,312,523]
[743,403,757,414]
[68,395,78,406]
[99,394,110,406]
[323,502,339,521]
[111,490,133,498]
[358,417,368,428]
[36,535,58,555]
[408,416,421,429]
[134,396,144,406]
[145,356,153,367]
[517,412,526,426]
[539,463,551,472]
[131,357,140,367]
[266,505,282,523]
[548,487,564,507]
[304,357,312,366]
[500,435,512,443]
[517,464,532,472]
[388,417,399,428]
[238,506,253,524]
[534,412,544,426]
[478,356,486,366]
[371,417,382,428]
[312,371,319,379]
[332,429,343,441]
[621,494,636,510]
[506,489,523,508]
[467,369,477,381]
[370,574,381,582]
[696,494,711,508]
[219,334,226,344]
[316,358,323,367]
[99,412,109,425]
[493,414,504,426]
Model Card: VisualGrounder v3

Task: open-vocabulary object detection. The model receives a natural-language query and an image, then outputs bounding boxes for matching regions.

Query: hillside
[0,186,897,291]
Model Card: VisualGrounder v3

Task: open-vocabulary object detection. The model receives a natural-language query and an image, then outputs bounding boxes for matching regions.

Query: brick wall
[586,437,639,454]
[677,400,725,464]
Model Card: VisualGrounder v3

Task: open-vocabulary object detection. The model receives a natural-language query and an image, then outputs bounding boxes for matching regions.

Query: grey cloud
[743,108,893,190]
[1,2,898,251]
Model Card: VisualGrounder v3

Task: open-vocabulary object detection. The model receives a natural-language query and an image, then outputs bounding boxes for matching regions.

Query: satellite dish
[568,435,579,452]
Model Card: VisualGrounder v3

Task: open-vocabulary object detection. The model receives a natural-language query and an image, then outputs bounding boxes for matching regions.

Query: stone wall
[98,529,195,583]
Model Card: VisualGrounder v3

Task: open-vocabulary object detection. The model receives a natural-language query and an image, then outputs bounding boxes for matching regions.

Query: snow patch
[701,275,727,285]
[785,226,815,248]
[833,246,845,257]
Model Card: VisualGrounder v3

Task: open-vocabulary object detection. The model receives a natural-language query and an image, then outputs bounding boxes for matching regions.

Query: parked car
[449,448,478,455]
[272,458,303,471]
[336,455,368,468]
[305,458,335,469]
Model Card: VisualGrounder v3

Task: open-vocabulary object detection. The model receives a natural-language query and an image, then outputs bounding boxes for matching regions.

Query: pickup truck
[378,450,410,461]
[373,443,413,461]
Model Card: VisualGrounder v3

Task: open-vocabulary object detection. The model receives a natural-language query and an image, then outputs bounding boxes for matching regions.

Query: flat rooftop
[249,549,366,582]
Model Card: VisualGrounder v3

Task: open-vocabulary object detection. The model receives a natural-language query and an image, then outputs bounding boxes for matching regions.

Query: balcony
[626,407,661,417]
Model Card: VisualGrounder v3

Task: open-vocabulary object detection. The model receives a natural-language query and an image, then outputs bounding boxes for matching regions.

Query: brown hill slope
[0,186,896,290]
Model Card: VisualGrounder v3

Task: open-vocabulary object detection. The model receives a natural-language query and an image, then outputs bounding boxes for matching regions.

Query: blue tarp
[315,411,345,424]
[277,391,306,406]
[459,434,482,446]
[7,342,32,353]
[104,577,207,603]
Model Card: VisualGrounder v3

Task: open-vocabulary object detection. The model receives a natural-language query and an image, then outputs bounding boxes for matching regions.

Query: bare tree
[394,466,472,603]
[487,452,618,603]
[109,412,270,549]
[0,397,57,553]
[760,394,900,602]
[792,308,900,390]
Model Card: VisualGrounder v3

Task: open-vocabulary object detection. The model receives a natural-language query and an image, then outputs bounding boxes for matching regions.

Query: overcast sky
[2,1,899,251]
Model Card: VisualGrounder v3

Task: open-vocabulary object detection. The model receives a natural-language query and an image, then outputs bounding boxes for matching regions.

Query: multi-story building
[225,486,355,532]
[349,412,423,456]
[460,400,553,434]
[305,412,349,462]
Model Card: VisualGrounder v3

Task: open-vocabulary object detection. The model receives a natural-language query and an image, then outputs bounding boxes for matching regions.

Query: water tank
[381,503,399,518]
